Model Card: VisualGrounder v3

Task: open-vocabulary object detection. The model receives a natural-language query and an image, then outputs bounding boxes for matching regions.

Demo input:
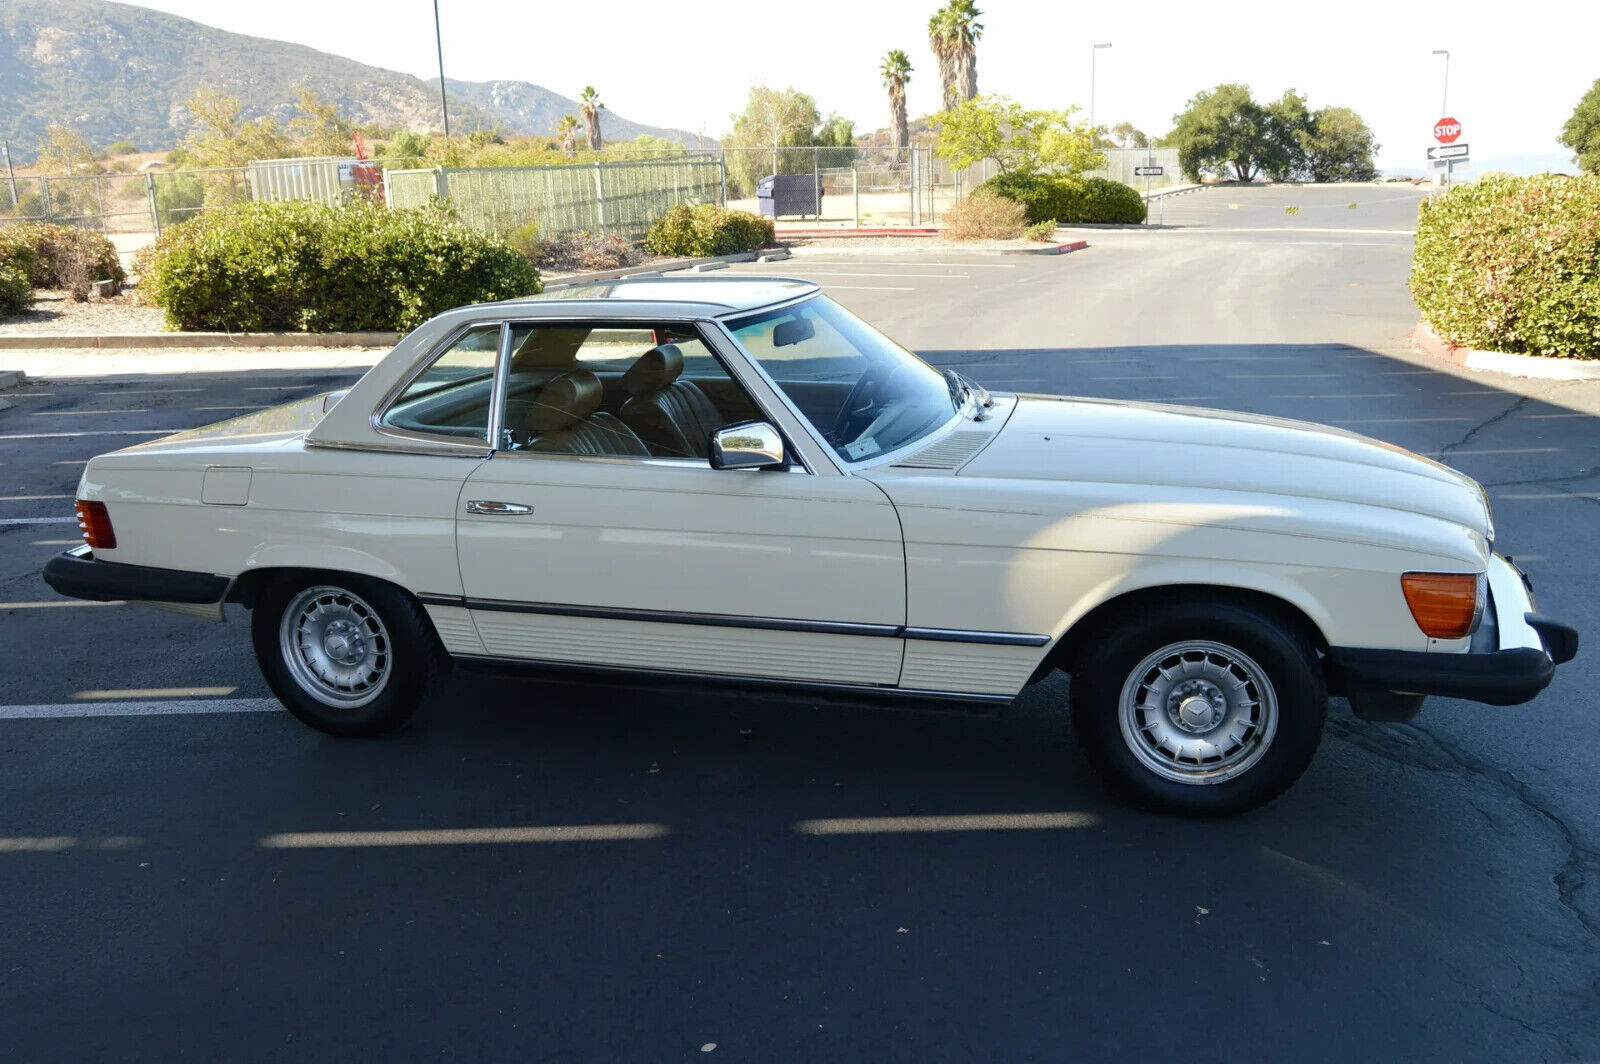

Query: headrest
[619,344,684,398]
[510,327,590,370]
[527,370,603,432]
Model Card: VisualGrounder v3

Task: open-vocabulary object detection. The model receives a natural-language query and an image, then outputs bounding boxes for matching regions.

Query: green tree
[1167,83,1267,181]
[182,88,287,168]
[724,86,822,192]
[1109,122,1148,149]
[34,125,96,175]
[1560,78,1600,174]
[881,50,913,150]
[554,115,580,157]
[1303,106,1379,182]
[579,86,604,151]
[931,95,1101,176]
[289,88,355,156]
[383,130,430,162]
[1258,89,1311,181]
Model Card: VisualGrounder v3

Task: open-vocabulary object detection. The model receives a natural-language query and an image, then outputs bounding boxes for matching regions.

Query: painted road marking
[755,270,969,279]
[0,599,125,609]
[0,698,280,719]
[94,388,203,395]
[820,285,915,291]
[72,686,240,700]
[31,409,149,416]
[794,812,1100,835]
[0,517,78,526]
[31,539,82,546]
[259,824,671,848]
[783,260,1018,268]
[0,494,73,501]
[0,430,171,440]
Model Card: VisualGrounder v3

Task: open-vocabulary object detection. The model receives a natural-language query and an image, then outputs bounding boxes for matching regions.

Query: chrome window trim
[370,320,502,452]
[486,321,513,451]
[420,593,1047,645]
[305,437,491,459]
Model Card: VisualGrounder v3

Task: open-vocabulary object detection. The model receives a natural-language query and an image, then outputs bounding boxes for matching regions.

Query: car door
[452,319,907,687]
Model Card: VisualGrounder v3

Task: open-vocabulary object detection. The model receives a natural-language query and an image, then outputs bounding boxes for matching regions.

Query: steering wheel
[829,363,905,446]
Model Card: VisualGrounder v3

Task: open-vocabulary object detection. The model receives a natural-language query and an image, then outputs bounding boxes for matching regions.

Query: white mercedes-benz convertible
[45,276,1576,814]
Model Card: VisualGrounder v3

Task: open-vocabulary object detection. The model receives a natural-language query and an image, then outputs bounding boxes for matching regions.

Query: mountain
[0,0,703,159]
[432,80,707,148]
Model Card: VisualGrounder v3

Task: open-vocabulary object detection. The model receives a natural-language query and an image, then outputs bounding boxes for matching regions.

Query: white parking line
[0,517,78,526]
[0,698,280,720]
[0,599,125,607]
[73,686,239,700]
[259,823,671,848]
[0,429,171,440]
[195,405,266,411]
[785,260,1018,268]
[768,270,969,279]
[31,539,81,546]
[31,409,148,416]
[95,388,203,395]
[1091,375,1171,381]
[821,285,915,291]
[0,494,73,501]
[1331,417,1471,424]
[794,811,1099,835]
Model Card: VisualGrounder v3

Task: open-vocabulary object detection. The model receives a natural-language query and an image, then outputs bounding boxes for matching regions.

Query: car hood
[959,396,1490,535]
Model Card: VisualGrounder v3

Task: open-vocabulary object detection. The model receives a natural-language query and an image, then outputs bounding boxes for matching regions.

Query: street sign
[1427,143,1470,160]
[1133,165,1164,176]
[1433,118,1462,144]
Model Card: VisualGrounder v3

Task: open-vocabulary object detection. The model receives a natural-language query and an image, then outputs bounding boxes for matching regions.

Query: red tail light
[75,500,116,550]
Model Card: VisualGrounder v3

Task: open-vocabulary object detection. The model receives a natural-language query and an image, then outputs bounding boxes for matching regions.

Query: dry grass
[943,189,1026,241]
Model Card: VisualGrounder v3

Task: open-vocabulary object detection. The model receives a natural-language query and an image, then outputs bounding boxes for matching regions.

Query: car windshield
[725,295,959,462]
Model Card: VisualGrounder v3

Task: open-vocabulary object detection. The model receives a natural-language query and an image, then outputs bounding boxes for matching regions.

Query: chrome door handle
[465,500,533,516]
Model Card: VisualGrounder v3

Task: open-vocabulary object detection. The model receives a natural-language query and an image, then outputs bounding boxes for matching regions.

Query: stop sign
[1434,118,1462,144]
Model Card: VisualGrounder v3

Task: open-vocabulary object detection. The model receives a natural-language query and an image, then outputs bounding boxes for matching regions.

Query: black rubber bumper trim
[1524,613,1579,665]
[42,549,230,605]
[1327,645,1556,707]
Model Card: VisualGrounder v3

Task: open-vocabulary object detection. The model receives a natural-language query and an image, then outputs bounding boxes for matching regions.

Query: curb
[1410,321,1600,381]
[0,331,400,351]
[1002,238,1090,256]
[542,251,760,290]
[0,369,24,390]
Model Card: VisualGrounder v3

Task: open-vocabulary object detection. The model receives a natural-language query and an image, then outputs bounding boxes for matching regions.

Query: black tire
[1068,599,1326,816]
[251,572,440,737]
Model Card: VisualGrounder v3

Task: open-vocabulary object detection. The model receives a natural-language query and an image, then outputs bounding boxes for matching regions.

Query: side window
[378,324,502,441]
[498,322,762,460]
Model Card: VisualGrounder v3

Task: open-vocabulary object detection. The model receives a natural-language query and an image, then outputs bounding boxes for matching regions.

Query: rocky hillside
[0,0,702,158]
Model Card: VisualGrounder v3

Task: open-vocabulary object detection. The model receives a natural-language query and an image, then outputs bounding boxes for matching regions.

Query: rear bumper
[42,545,230,605]
[1329,553,1577,719]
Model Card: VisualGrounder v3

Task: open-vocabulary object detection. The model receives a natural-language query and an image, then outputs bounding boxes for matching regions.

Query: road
[2,184,1597,1062]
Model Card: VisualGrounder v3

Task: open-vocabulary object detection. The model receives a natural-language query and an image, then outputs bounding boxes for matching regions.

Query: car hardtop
[471,275,822,323]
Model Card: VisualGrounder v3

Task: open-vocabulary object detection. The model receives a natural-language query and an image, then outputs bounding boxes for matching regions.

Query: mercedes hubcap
[1117,640,1278,785]
[278,586,391,709]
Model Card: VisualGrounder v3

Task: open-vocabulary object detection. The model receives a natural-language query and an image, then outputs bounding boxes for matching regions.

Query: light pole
[1431,49,1450,185]
[1431,48,1450,115]
[434,0,452,150]
[1089,42,1112,138]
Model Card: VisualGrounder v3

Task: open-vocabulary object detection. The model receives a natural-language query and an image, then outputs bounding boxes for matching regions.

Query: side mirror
[709,421,786,470]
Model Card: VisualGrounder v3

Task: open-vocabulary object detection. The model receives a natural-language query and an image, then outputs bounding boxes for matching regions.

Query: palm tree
[578,86,604,151]
[555,114,580,157]
[881,51,913,150]
[947,0,983,101]
[927,7,958,112]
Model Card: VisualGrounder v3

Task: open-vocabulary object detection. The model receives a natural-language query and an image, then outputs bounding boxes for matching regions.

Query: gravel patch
[1,290,166,335]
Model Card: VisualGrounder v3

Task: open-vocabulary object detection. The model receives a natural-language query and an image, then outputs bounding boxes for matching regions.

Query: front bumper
[42,545,230,605]
[1329,553,1577,720]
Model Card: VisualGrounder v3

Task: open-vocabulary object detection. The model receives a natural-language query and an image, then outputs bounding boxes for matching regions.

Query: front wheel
[252,574,439,737]
[1069,600,1326,816]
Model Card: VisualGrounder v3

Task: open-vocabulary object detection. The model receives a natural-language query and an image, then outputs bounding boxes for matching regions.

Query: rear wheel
[252,574,438,736]
[1069,600,1326,816]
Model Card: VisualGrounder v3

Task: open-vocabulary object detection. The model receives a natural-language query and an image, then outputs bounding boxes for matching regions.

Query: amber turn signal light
[1401,572,1481,639]
[75,500,116,550]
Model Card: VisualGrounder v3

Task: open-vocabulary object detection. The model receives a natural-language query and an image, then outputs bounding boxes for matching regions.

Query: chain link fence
[0,145,1172,262]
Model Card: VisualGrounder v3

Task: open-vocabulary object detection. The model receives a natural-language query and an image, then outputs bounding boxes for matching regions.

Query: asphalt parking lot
[3,184,1598,1062]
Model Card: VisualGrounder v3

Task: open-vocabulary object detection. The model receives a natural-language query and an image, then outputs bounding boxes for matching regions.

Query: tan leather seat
[525,370,651,457]
[618,345,726,459]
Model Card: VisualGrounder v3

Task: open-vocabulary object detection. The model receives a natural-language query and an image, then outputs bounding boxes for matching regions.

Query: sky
[124,0,1596,174]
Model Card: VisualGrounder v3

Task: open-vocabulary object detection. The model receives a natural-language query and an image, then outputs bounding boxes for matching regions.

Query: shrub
[153,172,205,229]
[1410,174,1600,359]
[0,262,31,317]
[503,219,542,262]
[143,199,542,332]
[10,223,124,287]
[537,230,639,272]
[978,173,1147,225]
[644,204,774,257]
[0,231,41,286]
[1024,218,1058,241]
[943,189,1027,240]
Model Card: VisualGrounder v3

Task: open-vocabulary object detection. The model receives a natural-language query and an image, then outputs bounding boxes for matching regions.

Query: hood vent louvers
[892,430,993,471]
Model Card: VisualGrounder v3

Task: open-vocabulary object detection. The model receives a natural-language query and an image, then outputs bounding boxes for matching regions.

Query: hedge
[1410,174,1600,359]
[7,223,124,288]
[645,204,774,257]
[143,199,542,332]
[0,262,31,317]
[977,173,1147,225]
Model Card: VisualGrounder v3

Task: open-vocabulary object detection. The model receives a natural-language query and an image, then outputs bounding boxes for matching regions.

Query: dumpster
[755,174,822,219]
